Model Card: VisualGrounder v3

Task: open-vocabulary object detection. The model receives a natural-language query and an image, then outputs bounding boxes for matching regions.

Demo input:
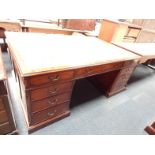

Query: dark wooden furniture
[21,20,90,35]
[144,122,155,135]
[145,121,155,135]
[0,48,16,134]
[61,19,96,31]
[6,32,140,132]
[0,20,21,32]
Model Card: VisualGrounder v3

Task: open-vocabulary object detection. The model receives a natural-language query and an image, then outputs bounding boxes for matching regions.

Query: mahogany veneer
[6,32,140,132]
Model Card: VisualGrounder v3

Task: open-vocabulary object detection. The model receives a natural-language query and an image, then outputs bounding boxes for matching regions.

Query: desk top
[113,42,155,59]
[0,48,6,80]
[6,32,140,77]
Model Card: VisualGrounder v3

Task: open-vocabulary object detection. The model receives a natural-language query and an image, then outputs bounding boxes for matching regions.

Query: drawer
[0,98,5,111]
[29,71,74,87]
[74,68,88,79]
[0,110,8,124]
[31,103,69,125]
[87,62,124,76]
[31,93,71,113]
[74,62,125,79]
[0,122,12,135]
[30,82,73,101]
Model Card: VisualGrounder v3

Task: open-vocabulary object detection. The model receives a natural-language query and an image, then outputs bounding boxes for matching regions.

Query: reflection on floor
[2,52,155,135]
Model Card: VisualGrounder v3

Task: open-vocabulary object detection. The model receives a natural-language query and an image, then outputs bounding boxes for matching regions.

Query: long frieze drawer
[0,110,9,124]
[30,82,73,101]
[0,98,5,111]
[74,68,88,79]
[31,93,71,113]
[28,70,74,88]
[74,62,125,79]
[31,103,69,125]
[0,122,13,135]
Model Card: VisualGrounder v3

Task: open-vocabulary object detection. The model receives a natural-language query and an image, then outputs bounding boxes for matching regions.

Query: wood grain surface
[6,32,140,77]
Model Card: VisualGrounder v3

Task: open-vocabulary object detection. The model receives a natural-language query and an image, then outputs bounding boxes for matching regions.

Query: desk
[0,20,21,31]
[6,32,140,132]
[98,19,142,43]
[21,20,91,35]
[112,42,155,64]
[0,48,16,134]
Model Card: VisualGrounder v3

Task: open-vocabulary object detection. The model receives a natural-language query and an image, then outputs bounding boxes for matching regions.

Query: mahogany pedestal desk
[6,32,140,132]
[0,48,17,134]
[113,42,155,69]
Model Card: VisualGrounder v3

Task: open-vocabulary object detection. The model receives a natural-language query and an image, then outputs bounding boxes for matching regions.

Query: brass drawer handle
[48,75,60,81]
[47,110,56,116]
[48,99,58,105]
[49,89,57,95]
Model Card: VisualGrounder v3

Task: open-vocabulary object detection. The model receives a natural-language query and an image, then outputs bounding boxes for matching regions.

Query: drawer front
[74,62,125,79]
[31,93,71,113]
[0,122,13,135]
[74,68,88,79]
[0,110,8,124]
[31,103,69,125]
[29,71,74,87]
[0,98,5,111]
[30,82,73,101]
